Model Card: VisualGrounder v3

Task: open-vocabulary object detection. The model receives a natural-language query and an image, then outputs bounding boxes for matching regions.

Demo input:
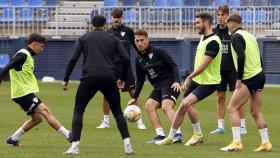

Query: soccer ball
[124,105,141,122]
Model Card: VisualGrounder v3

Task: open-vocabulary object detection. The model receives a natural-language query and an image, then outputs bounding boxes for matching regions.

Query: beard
[198,25,206,35]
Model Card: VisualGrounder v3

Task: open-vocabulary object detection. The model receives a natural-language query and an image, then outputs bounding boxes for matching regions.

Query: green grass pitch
[0,82,279,158]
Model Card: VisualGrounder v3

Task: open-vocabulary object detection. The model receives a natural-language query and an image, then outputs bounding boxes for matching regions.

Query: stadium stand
[10,0,25,6]
[123,9,137,23]
[183,0,197,6]
[199,0,213,6]
[140,0,153,6]
[122,0,137,6]
[270,0,280,6]
[45,0,60,6]
[255,0,269,6]
[0,0,8,7]
[241,0,255,6]
[154,0,168,6]
[104,0,118,6]
[214,0,227,6]
[227,0,240,6]
[28,0,43,6]
[169,0,183,7]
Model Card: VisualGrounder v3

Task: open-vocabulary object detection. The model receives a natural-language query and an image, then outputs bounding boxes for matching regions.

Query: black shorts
[115,63,135,92]
[183,81,218,102]
[242,71,265,94]
[13,93,42,115]
[217,70,237,92]
[149,84,180,104]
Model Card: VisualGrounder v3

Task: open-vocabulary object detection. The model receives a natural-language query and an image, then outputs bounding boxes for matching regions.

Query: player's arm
[182,40,219,90]
[63,37,83,90]
[231,33,245,80]
[116,39,130,82]
[231,33,245,89]
[0,53,27,84]
[158,49,181,92]
[128,59,145,105]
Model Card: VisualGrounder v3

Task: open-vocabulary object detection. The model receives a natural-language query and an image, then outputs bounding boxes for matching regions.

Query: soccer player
[210,5,247,134]
[127,29,183,144]
[96,8,146,130]
[63,15,134,155]
[156,12,222,146]
[0,33,71,147]
[221,14,272,152]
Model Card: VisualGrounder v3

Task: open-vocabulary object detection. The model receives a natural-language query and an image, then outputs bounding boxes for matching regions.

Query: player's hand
[181,77,191,92]
[62,81,68,91]
[235,80,242,90]
[117,79,125,89]
[171,82,181,92]
[127,98,136,105]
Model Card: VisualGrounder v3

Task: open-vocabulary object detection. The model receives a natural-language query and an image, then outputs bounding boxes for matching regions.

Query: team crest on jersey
[33,97,38,103]
[121,31,126,37]
[149,53,153,59]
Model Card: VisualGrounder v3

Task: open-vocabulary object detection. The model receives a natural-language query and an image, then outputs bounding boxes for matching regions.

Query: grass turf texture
[0,82,279,158]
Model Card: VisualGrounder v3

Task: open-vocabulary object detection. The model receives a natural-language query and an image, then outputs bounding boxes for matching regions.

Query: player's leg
[211,71,227,134]
[220,84,250,152]
[100,78,133,154]
[7,113,43,146]
[96,97,110,129]
[239,106,247,134]
[65,78,98,155]
[211,91,226,134]
[145,98,165,143]
[128,89,146,129]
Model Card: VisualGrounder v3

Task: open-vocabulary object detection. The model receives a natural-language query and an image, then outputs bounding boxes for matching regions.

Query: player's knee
[250,108,259,118]
[178,104,188,113]
[182,100,192,111]
[161,105,173,114]
[145,104,156,113]
[39,105,53,116]
[217,95,225,105]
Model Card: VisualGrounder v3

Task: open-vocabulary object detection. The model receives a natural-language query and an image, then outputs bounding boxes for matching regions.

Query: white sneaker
[64,145,80,155]
[137,122,147,130]
[124,143,134,155]
[96,121,110,129]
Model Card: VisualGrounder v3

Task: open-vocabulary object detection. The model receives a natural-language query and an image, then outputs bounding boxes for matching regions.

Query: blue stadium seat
[228,0,240,6]
[169,0,183,7]
[241,0,254,6]
[199,0,213,6]
[18,8,33,21]
[241,9,253,23]
[123,0,137,6]
[45,0,60,6]
[10,0,25,6]
[183,0,197,6]
[256,9,267,23]
[214,0,227,6]
[270,0,280,6]
[0,54,10,69]
[28,0,43,7]
[0,0,8,7]
[104,0,118,6]
[123,10,137,23]
[1,8,14,22]
[255,0,269,6]
[154,0,168,6]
